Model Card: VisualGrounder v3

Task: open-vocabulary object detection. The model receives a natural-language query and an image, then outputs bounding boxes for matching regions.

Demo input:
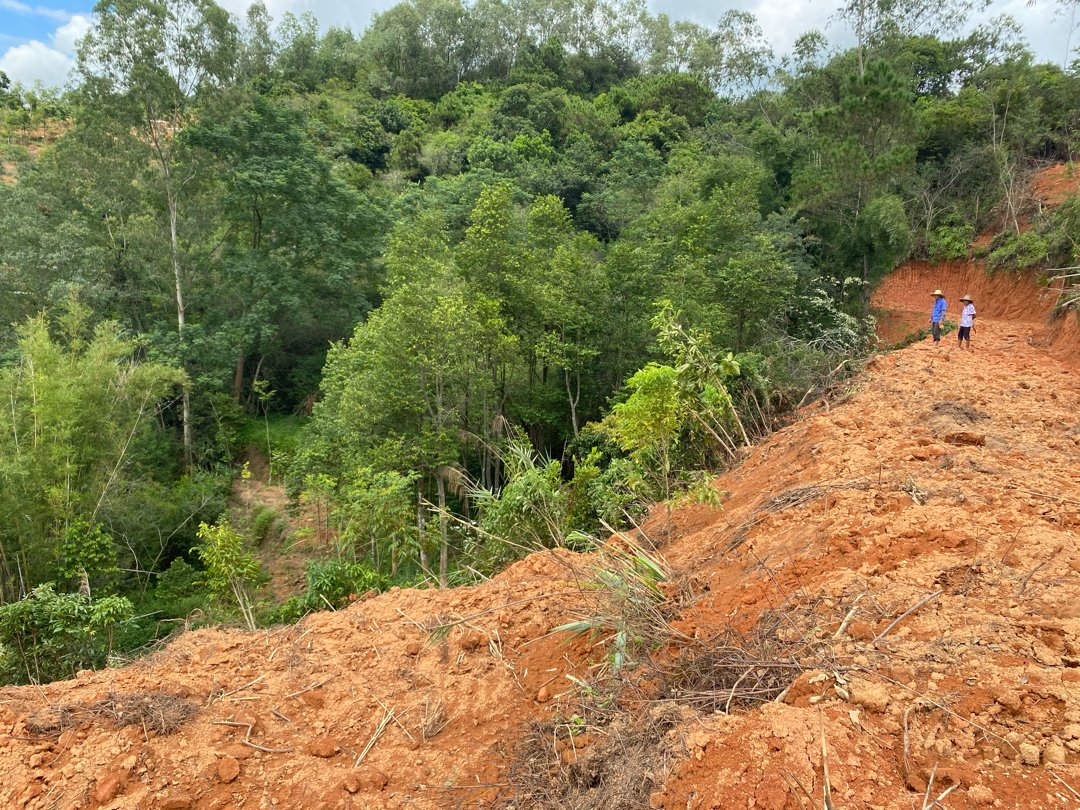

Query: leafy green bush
[335,467,419,573]
[193,518,263,631]
[56,519,119,594]
[262,559,387,624]
[474,443,570,551]
[96,471,230,606]
[987,229,1051,270]
[928,223,975,261]
[152,558,212,619]
[249,505,286,547]
[0,584,134,684]
[888,318,958,350]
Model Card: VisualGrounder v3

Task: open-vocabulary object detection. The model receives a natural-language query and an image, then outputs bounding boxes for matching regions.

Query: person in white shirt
[957,294,976,350]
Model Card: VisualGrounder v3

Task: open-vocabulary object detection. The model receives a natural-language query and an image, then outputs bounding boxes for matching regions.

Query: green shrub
[193,518,263,631]
[888,318,958,350]
[928,223,975,261]
[152,558,211,619]
[262,559,387,624]
[250,504,285,547]
[56,519,119,594]
[0,584,134,684]
[987,229,1051,270]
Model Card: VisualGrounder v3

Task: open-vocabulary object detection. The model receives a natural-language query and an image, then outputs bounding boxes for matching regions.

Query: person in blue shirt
[929,290,947,343]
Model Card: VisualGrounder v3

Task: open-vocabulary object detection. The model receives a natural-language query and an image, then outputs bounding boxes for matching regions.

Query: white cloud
[749,0,842,54]
[52,14,91,55]
[0,39,73,87]
[0,0,71,23]
[0,12,89,87]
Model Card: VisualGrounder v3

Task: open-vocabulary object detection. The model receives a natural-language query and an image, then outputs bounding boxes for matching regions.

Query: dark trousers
[931,321,942,342]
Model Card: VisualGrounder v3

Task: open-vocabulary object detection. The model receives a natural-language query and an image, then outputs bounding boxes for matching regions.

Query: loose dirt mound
[646,321,1080,808]
[3,318,1079,809]
[0,554,596,809]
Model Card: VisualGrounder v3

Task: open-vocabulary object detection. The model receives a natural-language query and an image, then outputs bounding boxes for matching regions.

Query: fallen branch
[1015,561,1047,596]
[375,697,415,743]
[819,712,835,810]
[873,591,944,643]
[833,594,865,640]
[921,762,939,810]
[1048,768,1080,801]
[283,676,335,699]
[211,720,292,753]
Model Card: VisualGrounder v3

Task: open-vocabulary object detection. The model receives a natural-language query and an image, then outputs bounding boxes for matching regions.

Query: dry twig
[354,706,395,768]
[873,591,943,643]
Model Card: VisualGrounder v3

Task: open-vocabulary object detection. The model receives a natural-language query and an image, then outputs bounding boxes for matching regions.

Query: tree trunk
[437,475,448,589]
[564,368,580,438]
[232,352,245,403]
[417,478,428,573]
[166,184,193,467]
[862,252,871,318]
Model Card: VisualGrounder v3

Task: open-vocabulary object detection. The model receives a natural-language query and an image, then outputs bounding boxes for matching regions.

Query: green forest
[0,0,1078,684]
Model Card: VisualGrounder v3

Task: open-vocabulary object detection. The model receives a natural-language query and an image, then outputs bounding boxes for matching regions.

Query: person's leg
[931,321,941,342]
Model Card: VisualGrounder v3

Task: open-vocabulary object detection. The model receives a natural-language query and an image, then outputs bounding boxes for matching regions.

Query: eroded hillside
[1,306,1079,810]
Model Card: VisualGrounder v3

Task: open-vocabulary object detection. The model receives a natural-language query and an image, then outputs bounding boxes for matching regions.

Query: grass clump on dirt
[502,532,837,809]
[553,534,678,673]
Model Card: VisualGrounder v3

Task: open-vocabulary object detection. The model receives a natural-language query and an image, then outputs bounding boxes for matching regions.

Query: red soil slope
[2,311,1079,810]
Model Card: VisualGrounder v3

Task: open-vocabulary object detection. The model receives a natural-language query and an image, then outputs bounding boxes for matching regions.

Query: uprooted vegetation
[24,691,199,739]
[503,599,839,809]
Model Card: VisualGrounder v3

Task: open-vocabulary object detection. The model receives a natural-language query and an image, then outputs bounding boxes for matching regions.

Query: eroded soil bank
[2,310,1079,809]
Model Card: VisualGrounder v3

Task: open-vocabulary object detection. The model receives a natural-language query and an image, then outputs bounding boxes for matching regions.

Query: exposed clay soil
[2,307,1078,809]
[1031,164,1080,208]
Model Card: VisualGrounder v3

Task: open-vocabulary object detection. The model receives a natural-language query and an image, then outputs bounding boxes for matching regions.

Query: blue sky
[0,0,1074,89]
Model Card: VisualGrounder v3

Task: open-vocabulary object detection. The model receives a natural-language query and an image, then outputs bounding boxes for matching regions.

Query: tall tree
[76,0,239,464]
[797,60,916,313]
[185,95,381,404]
[836,0,990,77]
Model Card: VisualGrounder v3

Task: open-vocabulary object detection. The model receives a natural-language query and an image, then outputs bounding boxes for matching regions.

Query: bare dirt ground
[231,475,318,603]
[1,304,1078,809]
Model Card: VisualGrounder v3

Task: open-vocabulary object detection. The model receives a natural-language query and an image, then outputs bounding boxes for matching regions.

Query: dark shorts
[931,321,942,341]
[958,325,971,341]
